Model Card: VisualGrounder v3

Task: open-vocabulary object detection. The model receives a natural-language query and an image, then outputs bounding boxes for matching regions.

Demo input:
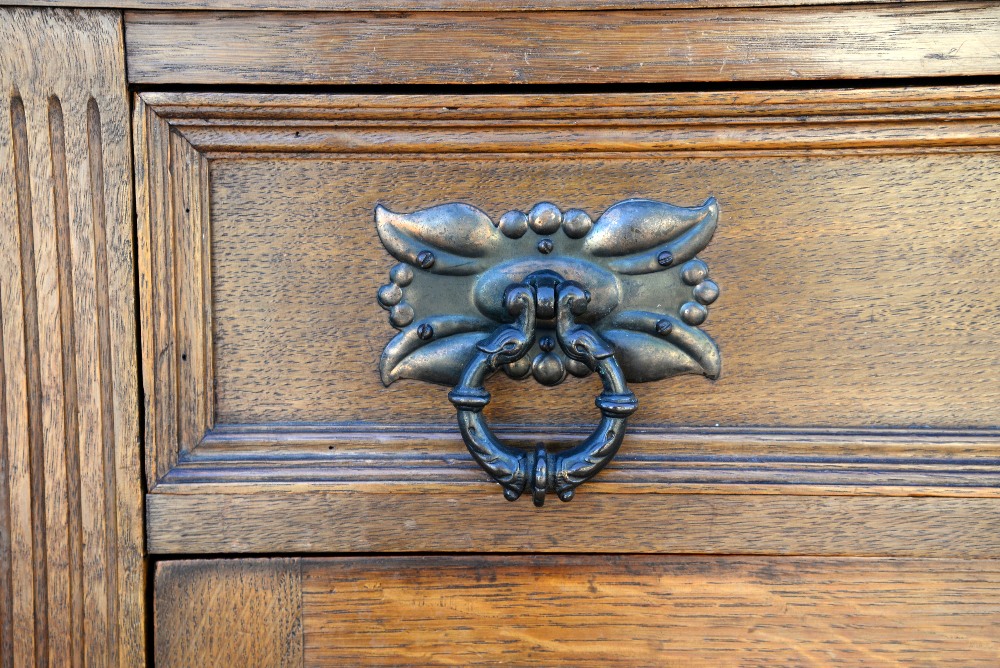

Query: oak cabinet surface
[2,2,1000,666]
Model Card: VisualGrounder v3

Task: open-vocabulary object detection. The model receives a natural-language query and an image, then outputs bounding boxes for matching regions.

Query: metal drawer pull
[375,198,722,505]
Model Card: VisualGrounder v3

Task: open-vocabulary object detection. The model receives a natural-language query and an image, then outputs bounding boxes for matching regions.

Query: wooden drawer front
[155,556,1000,666]
[136,87,1000,555]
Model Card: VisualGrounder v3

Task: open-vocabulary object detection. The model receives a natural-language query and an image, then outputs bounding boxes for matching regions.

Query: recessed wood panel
[208,152,999,429]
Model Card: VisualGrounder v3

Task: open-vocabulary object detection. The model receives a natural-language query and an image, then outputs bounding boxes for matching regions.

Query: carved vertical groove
[49,94,87,666]
[0,265,13,668]
[1,9,144,666]
[10,92,50,668]
[88,96,120,667]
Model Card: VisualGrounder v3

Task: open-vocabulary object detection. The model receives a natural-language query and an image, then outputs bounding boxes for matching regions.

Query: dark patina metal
[375,198,723,504]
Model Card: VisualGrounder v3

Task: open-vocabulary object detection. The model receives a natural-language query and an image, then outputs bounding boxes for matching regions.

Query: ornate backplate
[376,198,722,388]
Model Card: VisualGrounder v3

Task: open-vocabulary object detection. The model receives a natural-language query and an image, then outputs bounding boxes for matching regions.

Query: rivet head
[565,358,592,378]
[562,209,593,239]
[389,303,415,328]
[694,279,720,305]
[389,263,414,287]
[537,239,554,254]
[680,301,708,326]
[681,259,710,285]
[502,356,532,380]
[498,210,529,239]
[417,323,434,340]
[657,250,674,267]
[377,283,402,308]
[539,336,555,352]
[528,202,562,234]
[416,250,435,269]
[531,352,566,386]
[655,319,673,335]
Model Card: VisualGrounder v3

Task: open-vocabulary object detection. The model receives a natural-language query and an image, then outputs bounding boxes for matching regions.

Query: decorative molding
[144,87,1000,158]
[0,8,144,666]
[161,424,1000,497]
[134,97,215,488]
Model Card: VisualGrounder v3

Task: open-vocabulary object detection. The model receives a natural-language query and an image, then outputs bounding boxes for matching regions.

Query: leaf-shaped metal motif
[584,198,719,275]
[603,310,722,381]
[380,315,493,385]
[375,203,502,276]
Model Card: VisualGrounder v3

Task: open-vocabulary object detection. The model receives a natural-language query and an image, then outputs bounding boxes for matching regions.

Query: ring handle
[448,280,638,506]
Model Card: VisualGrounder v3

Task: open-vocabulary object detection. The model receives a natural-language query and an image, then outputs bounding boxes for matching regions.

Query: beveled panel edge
[135,96,216,488]
[147,87,1000,156]
[125,4,1000,86]
[151,424,1000,498]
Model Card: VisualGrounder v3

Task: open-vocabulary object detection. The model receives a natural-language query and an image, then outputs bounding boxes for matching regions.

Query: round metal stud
[655,319,673,335]
[656,250,674,267]
[528,202,562,234]
[502,355,532,380]
[681,259,710,285]
[537,239,554,254]
[377,283,402,308]
[565,358,593,378]
[389,302,415,328]
[531,352,566,386]
[693,279,720,305]
[562,209,593,239]
[679,301,708,326]
[389,263,414,287]
[498,210,529,239]
[416,250,435,269]
[539,336,555,352]
[417,323,434,340]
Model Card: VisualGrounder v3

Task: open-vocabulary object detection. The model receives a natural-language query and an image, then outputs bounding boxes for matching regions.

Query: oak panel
[155,559,303,668]
[146,491,1000,556]
[124,4,1000,85]
[16,0,949,12]
[138,90,1000,553]
[206,153,1000,429]
[0,8,145,667]
[300,555,1000,666]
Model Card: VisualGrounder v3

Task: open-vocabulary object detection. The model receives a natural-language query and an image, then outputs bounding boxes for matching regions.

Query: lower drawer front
[155,557,1000,666]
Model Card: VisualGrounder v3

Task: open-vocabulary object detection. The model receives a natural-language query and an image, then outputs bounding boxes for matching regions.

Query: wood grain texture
[168,426,1000,500]
[0,8,145,667]
[146,491,1000,556]
[138,89,1000,435]
[155,559,303,668]
[300,555,1000,666]
[124,4,1000,85]
[138,89,1000,552]
[134,95,214,490]
[13,0,951,12]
